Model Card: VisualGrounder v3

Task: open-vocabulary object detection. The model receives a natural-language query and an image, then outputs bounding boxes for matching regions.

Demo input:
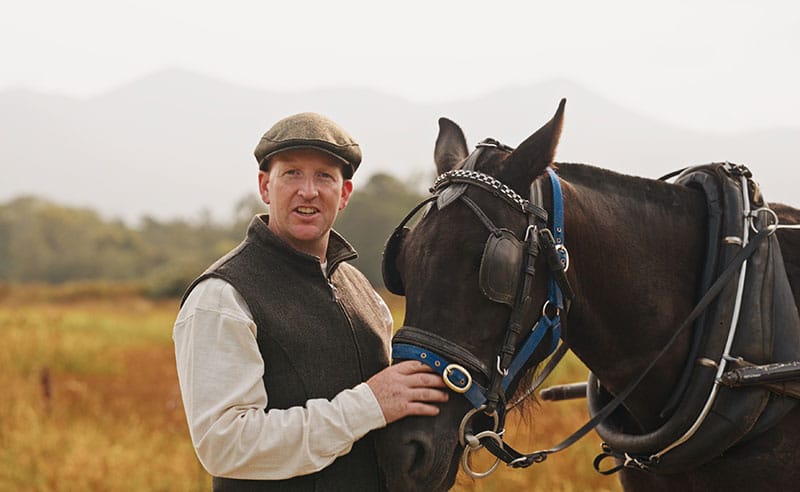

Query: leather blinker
[479,229,524,306]
[382,226,409,295]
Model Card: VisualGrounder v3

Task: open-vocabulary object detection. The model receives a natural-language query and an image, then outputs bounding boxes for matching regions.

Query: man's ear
[258,171,270,205]
[339,179,353,210]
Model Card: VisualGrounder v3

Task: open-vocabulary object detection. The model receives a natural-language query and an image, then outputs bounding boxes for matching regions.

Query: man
[173,112,448,491]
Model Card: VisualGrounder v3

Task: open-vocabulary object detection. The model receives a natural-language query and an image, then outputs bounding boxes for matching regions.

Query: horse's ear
[503,99,566,186]
[434,117,469,175]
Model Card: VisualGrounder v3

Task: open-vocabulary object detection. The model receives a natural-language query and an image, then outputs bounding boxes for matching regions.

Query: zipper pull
[328,281,339,301]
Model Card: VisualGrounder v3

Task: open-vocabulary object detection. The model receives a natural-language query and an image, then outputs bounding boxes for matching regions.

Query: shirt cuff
[342,382,387,435]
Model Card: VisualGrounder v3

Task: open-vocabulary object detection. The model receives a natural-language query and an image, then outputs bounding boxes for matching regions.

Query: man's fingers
[369,360,457,423]
[414,388,449,403]
[392,360,435,374]
[405,402,441,417]
[409,372,447,388]
[391,361,448,388]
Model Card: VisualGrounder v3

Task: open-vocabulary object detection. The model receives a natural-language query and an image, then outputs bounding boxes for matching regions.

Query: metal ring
[541,300,560,319]
[461,430,503,479]
[458,406,501,447]
[443,364,472,394]
[750,207,779,236]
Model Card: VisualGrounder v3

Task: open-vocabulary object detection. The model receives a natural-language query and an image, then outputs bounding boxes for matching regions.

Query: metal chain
[432,169,529,211]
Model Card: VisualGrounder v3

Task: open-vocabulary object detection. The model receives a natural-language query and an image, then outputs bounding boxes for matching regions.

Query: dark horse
[375,100,800,491]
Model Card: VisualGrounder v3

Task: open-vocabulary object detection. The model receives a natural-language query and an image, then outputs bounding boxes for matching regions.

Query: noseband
[383,139,574,477]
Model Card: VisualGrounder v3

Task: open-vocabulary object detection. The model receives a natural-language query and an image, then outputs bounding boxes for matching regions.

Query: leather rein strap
[499,225,773,471]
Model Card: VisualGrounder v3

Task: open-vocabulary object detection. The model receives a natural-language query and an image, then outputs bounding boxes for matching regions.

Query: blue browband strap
[392,166,567,408]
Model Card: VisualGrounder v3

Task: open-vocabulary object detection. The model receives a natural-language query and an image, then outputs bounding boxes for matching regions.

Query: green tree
[335,173,426,287]
[0,173,426,293]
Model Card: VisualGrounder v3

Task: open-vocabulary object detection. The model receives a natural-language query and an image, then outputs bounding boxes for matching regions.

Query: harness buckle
[555,244,570,272]
[443,363,473,393]
[623,453,650,470]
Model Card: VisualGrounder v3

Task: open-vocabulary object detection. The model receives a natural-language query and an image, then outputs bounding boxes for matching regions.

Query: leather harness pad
[587,163,800,473]
[480,230,524,306]
[383,226,409,295]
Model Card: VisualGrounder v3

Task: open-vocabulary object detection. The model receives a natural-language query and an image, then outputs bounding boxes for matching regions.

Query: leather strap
[489,226,772,469]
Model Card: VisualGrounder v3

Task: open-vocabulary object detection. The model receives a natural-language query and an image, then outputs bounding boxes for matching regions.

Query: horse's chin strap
[390,166,574,479]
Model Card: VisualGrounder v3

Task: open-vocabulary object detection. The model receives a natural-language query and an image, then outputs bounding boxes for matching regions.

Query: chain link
[432,169,529,211]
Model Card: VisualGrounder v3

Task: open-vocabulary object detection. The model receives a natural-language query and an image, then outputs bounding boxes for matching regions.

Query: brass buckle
[443,363,472,393]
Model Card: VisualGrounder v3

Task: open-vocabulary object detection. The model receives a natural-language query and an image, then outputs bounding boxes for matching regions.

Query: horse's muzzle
[376,421,459,492]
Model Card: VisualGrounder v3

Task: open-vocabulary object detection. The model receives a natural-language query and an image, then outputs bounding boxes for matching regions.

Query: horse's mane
[554,162,700,208]
[509,162,702,415]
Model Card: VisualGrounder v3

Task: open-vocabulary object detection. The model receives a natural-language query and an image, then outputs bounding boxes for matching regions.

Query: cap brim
[260,145,354,178]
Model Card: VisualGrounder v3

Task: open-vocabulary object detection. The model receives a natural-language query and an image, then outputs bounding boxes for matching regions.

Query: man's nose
[297,178,319,198]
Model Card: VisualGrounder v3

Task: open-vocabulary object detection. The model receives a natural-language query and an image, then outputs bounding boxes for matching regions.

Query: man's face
[258,149,353,258]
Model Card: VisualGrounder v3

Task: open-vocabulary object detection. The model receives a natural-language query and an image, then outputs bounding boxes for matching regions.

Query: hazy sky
[2,0,799,132]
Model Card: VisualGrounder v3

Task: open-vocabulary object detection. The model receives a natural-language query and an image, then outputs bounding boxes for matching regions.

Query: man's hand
[366,360,449,424]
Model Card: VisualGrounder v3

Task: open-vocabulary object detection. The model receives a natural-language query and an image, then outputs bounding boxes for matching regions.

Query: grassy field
[0,283,621,491]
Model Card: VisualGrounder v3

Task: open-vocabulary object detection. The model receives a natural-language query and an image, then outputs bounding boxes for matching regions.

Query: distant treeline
[0,173,425,296]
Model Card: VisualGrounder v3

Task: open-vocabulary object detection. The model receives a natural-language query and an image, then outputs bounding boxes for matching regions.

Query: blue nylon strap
[502,315,560,392]
[546,167,567,310]
[547,167,565,252]
[392,343,488,408]
[500,168,566,392]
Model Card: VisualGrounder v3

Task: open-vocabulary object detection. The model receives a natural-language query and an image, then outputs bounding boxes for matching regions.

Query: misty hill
[1,68,797,223]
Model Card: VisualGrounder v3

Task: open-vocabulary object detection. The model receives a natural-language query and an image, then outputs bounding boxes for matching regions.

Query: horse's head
[376,100,567,491]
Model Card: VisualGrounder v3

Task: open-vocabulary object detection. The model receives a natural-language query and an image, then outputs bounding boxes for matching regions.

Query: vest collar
[249,214,358,276]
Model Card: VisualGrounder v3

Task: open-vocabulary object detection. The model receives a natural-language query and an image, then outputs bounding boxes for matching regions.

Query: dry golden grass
[0,285,208,491]
[1,284,621,491]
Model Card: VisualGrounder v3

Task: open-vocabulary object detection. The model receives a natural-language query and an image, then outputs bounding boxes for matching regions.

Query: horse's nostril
[378,426,455,492]
[408,439,429,475]
[398,431,437,481]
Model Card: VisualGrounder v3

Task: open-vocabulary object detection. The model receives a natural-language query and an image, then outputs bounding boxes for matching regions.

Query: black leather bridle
[382,140,573,476]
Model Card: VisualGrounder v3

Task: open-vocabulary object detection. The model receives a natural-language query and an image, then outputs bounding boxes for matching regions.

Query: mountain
[1,69,797,223]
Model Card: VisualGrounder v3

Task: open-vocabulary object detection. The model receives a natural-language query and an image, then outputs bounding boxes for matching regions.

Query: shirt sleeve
[173,277,387,480]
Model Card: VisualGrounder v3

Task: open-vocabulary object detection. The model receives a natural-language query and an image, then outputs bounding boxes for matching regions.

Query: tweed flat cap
[254,112,361,178]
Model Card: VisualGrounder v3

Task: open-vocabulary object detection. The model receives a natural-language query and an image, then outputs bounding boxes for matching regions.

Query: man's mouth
[295,206,318,215]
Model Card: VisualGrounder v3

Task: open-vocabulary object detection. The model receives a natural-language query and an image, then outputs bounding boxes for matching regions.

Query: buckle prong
[444,363,473,393]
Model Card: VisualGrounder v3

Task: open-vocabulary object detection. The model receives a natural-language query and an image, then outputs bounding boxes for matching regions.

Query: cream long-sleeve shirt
[173,277,391,479]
